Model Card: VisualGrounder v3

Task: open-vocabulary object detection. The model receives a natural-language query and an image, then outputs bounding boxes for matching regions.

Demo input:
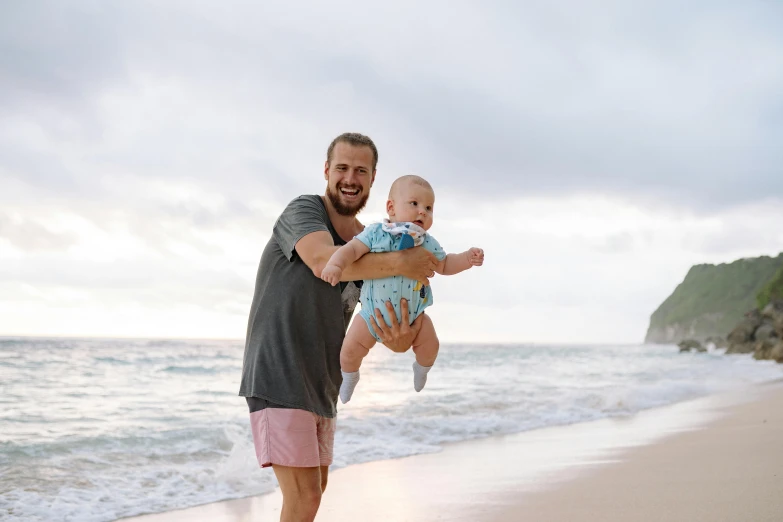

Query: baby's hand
[321,265,342,286]
[467,247,484,267]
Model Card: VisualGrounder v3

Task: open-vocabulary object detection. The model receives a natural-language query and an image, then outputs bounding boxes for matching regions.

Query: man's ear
[371,170,377,186]
[324,161,330,180]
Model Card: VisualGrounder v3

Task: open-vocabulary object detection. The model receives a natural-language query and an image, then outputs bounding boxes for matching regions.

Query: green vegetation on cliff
[757,265,783,310]
[647,252,783,341]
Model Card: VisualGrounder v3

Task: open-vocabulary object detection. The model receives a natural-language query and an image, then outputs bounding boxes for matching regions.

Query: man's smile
[339,186,361,199]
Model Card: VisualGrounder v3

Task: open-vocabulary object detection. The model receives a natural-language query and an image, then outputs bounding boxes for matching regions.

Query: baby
[321,175,484,403]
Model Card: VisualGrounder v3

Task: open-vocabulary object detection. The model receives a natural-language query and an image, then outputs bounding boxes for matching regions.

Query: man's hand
[320,265,342,286]
[395,247,438,286]
[467,247,484,267]
[369,299,422,353]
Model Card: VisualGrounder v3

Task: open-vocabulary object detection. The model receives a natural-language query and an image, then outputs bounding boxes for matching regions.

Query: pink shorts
[249,407,336,468]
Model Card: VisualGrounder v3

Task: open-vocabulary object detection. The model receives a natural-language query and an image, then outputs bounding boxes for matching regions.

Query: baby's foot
[340,370,360,403]
[412,361,432,392]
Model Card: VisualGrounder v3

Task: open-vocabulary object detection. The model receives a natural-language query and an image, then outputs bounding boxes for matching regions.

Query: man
[239,132,438,522]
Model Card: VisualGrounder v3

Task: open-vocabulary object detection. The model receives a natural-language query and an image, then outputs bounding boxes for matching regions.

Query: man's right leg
[272,465,326,522]
[339,317,377,403]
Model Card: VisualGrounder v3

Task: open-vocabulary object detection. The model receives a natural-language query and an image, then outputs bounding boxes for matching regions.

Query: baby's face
[388,182,435,230]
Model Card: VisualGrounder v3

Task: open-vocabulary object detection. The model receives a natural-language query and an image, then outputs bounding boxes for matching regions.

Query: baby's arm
[434,247,484,276]
[321,238,372,286]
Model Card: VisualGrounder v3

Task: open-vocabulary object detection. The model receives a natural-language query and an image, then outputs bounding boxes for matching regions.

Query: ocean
[1,337,780,522]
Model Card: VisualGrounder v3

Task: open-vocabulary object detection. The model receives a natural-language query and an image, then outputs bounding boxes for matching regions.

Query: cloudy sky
[1,1,782,343]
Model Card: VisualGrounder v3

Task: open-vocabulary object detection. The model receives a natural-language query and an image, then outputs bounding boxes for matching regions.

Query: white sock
[340,370,360,404]
[412,361,432,392]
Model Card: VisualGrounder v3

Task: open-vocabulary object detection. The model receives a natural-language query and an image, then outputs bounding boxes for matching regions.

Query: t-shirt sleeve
[354,223,381,249]
[423,234,447,261]
[273,196,330,261]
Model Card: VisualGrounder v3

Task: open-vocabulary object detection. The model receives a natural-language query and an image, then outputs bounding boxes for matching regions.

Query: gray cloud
[1,1,782,219]
[16,1,783,341]
[683,215,783,256]
[593,232,636,254]
[0,3,125,98]
[0,255,251,307]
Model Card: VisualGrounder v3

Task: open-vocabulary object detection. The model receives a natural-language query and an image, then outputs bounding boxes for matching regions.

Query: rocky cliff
[645,253,783,344]
[724,301,783,360]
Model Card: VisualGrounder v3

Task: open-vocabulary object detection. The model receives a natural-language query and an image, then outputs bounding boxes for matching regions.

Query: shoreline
[491,378,783,521]
[121,380,783,522]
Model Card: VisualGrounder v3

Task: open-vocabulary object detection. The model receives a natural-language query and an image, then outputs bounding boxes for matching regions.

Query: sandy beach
[123,381,783,522]
[491,381,783,522]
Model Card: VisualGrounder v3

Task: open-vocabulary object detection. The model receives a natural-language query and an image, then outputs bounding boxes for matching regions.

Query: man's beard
[327,184,369,217]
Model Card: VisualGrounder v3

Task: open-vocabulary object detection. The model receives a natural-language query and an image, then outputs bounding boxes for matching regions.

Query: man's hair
[389,175,433,199]
[326,132,379,171]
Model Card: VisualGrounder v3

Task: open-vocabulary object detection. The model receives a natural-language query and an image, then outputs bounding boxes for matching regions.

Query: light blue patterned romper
[355,221,447,342]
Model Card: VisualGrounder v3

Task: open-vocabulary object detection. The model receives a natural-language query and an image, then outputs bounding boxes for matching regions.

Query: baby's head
[386,175,435,230]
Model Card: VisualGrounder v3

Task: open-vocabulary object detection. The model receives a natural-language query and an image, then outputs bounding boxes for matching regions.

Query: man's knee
[275,466,324,517]
[286,484,322,517]
[301,486,323,508]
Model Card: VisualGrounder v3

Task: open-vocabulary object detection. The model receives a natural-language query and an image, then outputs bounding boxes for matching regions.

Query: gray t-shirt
[238,195,362,418]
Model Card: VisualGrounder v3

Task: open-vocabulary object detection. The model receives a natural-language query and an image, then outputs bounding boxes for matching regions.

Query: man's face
[324,142,376,216]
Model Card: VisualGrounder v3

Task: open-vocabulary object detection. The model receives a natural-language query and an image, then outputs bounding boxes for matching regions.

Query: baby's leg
[341,318,378,372]
[411,313,439,392]
[339,317,377,404]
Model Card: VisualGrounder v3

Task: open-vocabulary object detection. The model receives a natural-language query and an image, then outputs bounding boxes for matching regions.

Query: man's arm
[348,245,438,285]
[320,239,371,286]
[326,239,371,271]
[295,231,438,285]
[295,230,437,353]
